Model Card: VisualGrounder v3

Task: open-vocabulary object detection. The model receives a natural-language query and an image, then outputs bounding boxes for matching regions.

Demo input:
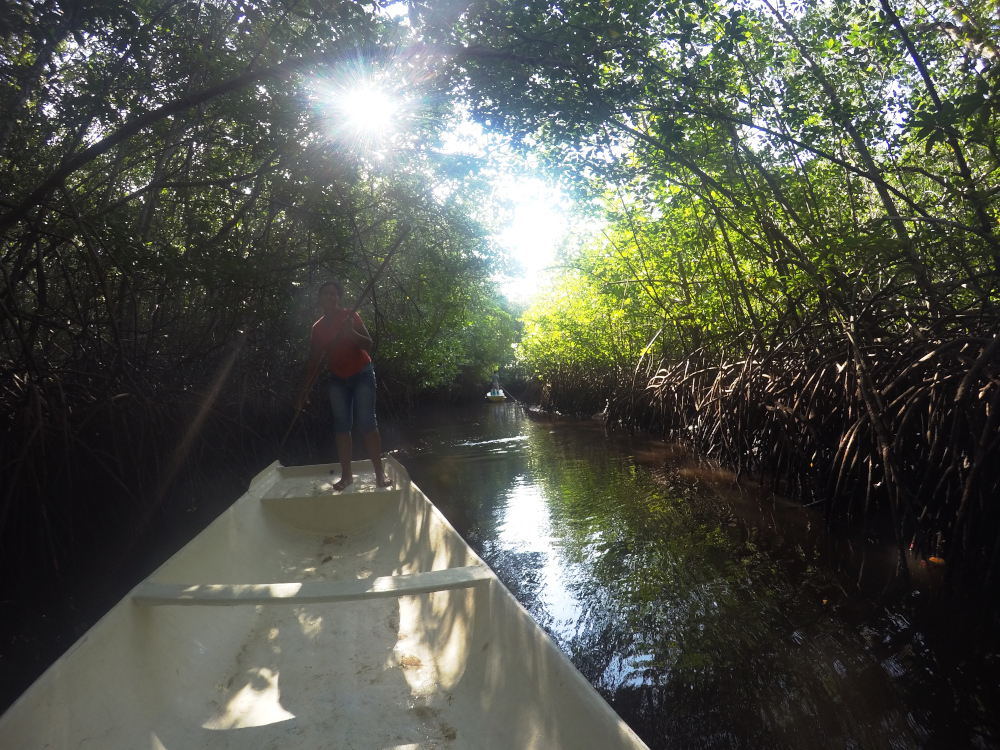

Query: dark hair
[318,280,344,297]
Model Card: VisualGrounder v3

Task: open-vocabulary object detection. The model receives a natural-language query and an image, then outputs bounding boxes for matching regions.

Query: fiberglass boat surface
[0,457,648,750]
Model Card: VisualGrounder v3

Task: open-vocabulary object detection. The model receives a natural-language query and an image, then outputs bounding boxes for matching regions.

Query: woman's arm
[342,315,373,352]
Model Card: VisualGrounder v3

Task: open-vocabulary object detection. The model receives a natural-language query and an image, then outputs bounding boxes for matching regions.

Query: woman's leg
[353,364,391,486]
[333,433,353,490]
[361,429,390,486]
[328,376,354,490]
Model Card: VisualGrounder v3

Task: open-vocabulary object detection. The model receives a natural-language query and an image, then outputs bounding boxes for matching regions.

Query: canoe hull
[0,458,648,749]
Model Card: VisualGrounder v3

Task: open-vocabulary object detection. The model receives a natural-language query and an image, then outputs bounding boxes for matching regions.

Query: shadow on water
[390,401,1000,750]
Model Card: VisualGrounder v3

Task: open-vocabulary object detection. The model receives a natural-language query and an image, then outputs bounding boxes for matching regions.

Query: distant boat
[0,458,648,749]
[486,389,507,402]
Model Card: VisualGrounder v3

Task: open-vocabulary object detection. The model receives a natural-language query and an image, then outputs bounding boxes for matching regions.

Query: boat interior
[0,458,647,749]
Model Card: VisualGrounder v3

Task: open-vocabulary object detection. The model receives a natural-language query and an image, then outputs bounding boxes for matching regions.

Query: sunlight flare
[312,67,405,150]
[340,86,398,135]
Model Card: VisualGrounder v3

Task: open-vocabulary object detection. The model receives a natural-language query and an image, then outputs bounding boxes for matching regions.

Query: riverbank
[520,331,1000,600]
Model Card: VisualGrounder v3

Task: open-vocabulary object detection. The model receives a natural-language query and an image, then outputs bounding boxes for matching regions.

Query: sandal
[332,476,353,491]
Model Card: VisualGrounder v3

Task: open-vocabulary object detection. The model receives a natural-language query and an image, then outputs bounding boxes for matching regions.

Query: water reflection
[391,402,998,750]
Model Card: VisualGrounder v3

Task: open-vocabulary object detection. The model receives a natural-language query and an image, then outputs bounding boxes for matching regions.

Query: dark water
[388,402,999,750]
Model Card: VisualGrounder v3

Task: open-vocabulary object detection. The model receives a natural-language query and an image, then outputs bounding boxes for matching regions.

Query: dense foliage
[415,0,999,357]
[413,0,1000,583]
[0,0,518,572]
[4,0,1000,584]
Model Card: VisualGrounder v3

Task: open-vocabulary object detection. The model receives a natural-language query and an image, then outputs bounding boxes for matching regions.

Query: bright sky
[495,178,572,303]
[329,11,577,306]
[436,118,574,304]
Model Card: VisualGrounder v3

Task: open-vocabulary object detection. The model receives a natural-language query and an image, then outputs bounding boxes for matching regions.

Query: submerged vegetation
[410,0,1000,587]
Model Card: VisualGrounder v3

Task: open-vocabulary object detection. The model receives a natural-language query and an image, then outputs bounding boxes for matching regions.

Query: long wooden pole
[278,226,409,455]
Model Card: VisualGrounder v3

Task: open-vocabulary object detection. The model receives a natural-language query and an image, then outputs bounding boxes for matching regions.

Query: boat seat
[132,566,492,606]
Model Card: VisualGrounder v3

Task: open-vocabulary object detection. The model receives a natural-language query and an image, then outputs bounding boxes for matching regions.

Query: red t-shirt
[311,311,371,378]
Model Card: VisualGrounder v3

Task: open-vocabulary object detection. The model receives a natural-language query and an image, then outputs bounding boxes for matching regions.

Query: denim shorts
[327,362,378,434]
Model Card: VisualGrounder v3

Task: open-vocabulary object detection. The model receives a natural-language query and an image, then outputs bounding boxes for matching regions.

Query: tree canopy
[410,0,1000,577]
[4,0,1000,578]
[0,0,520,570]
[411,0,998,360]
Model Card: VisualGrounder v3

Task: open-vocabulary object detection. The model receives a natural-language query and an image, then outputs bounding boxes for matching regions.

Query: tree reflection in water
[393,402,998,750]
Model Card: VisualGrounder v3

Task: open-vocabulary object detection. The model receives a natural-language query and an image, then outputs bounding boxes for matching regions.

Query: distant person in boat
[491,369,501,395]
[295,280,392,490]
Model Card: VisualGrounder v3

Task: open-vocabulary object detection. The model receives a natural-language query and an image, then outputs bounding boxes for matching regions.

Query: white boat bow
[0,457,649,749]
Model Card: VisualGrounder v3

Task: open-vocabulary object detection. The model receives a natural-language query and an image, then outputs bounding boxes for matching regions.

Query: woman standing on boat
[295,280,392,490]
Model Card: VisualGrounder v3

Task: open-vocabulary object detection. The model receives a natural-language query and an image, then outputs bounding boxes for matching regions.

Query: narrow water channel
[388,401,999,750]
